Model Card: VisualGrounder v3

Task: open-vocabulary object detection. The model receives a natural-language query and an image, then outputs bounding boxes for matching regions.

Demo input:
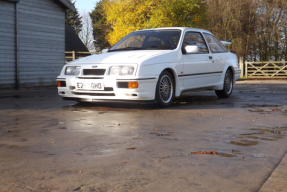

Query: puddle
[81,147,113,156]
[190,151,237,157]
[156,134,172,136]
[248,109,264,112]
[248,128,286,135]
[247,136,259,139]
[252,154,272,158]
[242,104,282,108]
[149,132,173,137]
[162,138,178,141]
[240,128,287,137]
[219,153,237,157]
[230,140,259,146]
[246,135,278,141]
[0,95,33,99]
[173,96,217,105]
[0,144,28,150]
[261,137,277,141]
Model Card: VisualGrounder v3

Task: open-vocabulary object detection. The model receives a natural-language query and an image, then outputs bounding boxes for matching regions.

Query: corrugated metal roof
[65,27,89,52]
[3,0,76,12]
[55,0,76,12]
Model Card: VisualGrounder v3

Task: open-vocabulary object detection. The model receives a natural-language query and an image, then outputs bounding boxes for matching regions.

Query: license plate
[76,81,104,90]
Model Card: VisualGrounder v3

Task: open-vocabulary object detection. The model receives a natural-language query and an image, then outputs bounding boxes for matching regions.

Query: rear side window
[203,33,228,53]
[183,32,208,53]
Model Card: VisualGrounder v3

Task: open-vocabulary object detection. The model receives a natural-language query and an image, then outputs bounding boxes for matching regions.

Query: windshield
[109,30,182,52]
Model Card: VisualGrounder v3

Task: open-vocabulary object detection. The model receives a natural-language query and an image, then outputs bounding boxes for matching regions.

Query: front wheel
[155,71,175,107]
[215,70,233,98]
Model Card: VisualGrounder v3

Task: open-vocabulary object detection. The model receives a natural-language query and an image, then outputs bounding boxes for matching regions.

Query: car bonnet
[67,50,171,65]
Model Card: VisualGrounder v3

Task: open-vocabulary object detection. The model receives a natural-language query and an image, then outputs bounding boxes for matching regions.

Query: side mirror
[185,45,198,54]
[102,49,109,54]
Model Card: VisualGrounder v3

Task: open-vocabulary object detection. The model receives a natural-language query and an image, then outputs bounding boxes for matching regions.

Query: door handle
[209,56,213,59]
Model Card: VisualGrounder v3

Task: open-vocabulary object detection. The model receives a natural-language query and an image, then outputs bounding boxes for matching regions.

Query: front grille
[83,69,106,76]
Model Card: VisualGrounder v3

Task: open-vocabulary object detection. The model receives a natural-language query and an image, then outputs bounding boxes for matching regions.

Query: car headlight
[65,66,81,76]
[109,66,135,76]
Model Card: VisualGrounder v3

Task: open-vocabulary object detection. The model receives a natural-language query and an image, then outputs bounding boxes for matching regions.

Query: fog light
[128,82,138,89]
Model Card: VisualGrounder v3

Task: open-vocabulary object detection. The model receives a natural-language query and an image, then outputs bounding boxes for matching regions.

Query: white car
[57,27,241,107]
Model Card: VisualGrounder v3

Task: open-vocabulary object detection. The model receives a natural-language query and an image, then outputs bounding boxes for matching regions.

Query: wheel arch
[161,67,179,96]
[226,66,236,83]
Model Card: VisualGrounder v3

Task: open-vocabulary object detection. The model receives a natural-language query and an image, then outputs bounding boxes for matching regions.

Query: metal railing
[245,61,287,78]
[65,51,100,63]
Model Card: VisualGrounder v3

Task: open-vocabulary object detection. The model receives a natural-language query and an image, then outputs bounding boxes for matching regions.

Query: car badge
[92,66,98,68]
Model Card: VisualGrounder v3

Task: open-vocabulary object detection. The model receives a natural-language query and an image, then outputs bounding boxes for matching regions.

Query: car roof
[138,27,212,34]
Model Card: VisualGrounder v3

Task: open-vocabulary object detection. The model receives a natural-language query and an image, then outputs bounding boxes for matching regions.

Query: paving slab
[259,153,287,192]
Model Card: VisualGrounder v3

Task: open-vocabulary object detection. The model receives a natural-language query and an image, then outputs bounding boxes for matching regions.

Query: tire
[155,71,175,107]
[215,70,233,98]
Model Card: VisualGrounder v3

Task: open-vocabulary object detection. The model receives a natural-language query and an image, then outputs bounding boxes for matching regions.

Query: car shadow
[61,94,236,111]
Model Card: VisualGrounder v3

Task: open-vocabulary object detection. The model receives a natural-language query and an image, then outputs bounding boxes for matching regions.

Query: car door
[202,33,229,84]
[181,32,215,89]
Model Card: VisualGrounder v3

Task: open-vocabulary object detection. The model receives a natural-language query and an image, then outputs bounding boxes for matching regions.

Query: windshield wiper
[109,47,142,52]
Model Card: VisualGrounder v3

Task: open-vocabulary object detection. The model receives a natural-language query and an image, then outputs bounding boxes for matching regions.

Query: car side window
[182,32,209,54]
[203,33,228,53]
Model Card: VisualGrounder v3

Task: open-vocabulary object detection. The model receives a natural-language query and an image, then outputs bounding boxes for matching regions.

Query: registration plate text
[76,82,104,90]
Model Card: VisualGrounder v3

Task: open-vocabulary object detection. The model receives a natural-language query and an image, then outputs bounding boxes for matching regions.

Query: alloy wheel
[159,75,173,103]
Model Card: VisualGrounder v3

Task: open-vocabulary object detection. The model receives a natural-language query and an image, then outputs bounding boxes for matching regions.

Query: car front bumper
[57,76,157,102]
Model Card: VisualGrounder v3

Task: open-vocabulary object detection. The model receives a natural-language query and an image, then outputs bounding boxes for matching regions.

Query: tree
[90,0,111,52]
[206,0,259,59]
[253,0,287,61]
[206,0,287,61]
[65,0,82,35]
[102,0,207,46]
[147,0,207,28]
[79,11,95,51]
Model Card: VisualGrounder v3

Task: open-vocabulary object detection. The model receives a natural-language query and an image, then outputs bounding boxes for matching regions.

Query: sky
[75,0,99,14]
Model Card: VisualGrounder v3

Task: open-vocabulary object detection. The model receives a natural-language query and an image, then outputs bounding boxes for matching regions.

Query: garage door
[0,1,15,88]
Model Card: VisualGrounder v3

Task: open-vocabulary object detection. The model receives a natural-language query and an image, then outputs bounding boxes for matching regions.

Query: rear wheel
[155,71,175,107]
[215,70,233,98]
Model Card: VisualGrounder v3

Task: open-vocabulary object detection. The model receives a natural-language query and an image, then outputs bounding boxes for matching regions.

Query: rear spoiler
[220,40,232,46]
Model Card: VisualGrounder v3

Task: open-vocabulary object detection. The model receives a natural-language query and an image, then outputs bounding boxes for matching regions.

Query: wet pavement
[0,81,287,192]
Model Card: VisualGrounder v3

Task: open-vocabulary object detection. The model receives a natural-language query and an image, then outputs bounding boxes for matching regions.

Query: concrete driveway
[0,81,286,192]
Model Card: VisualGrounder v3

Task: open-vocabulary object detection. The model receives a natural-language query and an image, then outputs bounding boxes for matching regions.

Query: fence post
[72,51,76,61]
[245,61,247,78]
[239,57,244,78]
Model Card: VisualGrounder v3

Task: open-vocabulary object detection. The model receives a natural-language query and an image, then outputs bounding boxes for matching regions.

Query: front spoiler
[63,97,157,104]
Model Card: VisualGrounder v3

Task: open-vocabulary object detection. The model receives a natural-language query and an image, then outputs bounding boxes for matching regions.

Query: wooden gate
[245,61,287,78]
